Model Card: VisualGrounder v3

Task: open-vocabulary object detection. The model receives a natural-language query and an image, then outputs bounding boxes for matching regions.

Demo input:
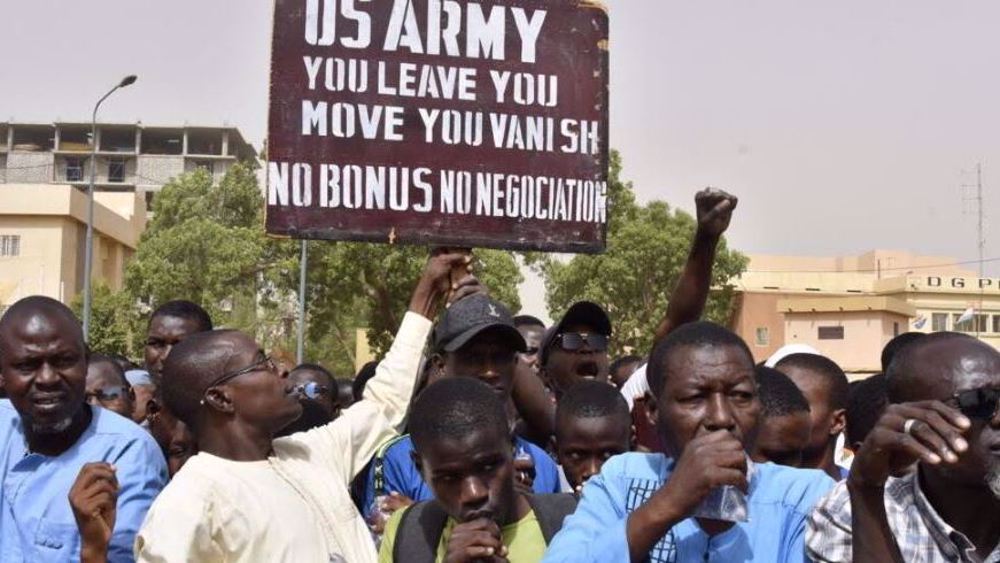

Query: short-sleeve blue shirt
[361,434,560,517]
[0,400,168,562]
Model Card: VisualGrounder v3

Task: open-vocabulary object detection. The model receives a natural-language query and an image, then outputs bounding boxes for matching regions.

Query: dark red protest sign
[266,0,609,252]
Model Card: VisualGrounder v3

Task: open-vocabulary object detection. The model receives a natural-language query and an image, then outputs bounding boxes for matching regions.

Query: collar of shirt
[911,470,1000,563]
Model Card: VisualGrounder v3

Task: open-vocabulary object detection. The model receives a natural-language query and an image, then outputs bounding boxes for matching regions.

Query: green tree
[71,283,132,356]
[289,244,523,376]
[531,151,748,357]
[122,163,523,377]
[124,165,297,346]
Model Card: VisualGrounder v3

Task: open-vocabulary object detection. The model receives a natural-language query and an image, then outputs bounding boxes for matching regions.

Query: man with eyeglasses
[806,332,1000,563]
[85,354,135,421]
[135,250,477,563]
[0,296,167,563]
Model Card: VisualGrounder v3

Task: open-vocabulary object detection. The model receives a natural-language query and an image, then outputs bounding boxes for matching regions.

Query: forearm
[846,482,904,563]
[510,362,556,440]
[80,543,107,563]
[625,490,685,562]
[653,230,719,345]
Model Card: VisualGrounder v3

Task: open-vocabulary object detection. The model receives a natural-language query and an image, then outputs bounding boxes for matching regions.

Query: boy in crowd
[278,363,340,436]
[807,333,1000,562]
[774,353,850,480]
[135,250,475,562]
[514,314,546,373]
[554,379,632,495]
[609,355,643,390]
[362,293,561,521]
[751,366,813,468]
[543,322,834,563]
[85,353,136,421]
[142,300,213,478]
[844,374,888,451]
[380,378,576,563]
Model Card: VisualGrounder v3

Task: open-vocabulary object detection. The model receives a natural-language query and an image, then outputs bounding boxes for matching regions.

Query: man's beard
[30,415,74,435]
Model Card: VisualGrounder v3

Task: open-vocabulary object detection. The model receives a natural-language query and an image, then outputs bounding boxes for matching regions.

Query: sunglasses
[556,332,609,352]
[298,381,330,400]
[85,386,129,402]
[953,387,1000,420]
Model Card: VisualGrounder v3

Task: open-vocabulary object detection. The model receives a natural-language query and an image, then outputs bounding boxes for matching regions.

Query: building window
[993,315,1000,334]
[755,327,769,347]
[66,157,84,182]
[0,235,21,257]
[975,314,989,333]
[932,313,948,332]
[108,159,126,183]
[818,326,844,340]
[953,313,974,333]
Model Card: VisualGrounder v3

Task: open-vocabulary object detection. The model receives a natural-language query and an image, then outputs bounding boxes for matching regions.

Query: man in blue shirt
[543,321,835,563]
[363,294,560,522]
[0,296,168,563]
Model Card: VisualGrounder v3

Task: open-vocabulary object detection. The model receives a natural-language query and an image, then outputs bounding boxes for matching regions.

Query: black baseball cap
[433,294,527,353]
[539,301,613,364]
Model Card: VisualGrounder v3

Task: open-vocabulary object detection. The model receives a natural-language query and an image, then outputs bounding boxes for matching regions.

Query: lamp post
[82,74,137,342]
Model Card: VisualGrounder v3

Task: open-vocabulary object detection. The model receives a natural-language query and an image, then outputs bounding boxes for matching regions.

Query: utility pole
[976,163,985,338]
[296,239,308,363]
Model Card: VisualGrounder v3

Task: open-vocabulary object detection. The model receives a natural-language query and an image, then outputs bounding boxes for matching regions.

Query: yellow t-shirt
[379,507,546,563]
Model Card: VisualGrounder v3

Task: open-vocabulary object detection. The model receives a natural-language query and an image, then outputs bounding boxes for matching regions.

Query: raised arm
[651,188,737,346]
[295,249,478,482]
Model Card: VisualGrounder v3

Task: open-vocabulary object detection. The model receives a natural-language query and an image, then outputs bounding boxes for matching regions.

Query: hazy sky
[4,1,999,320]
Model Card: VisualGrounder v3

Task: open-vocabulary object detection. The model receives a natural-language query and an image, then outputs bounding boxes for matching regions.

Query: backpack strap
[526,493,579,544]
[392,500,450,563]
[372,434,410,498]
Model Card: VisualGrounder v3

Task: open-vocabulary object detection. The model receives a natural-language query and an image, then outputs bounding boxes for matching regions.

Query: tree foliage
[284,244,522,376]
[115,163,523,375]
[71,283,132,356]
[530,151,748,358]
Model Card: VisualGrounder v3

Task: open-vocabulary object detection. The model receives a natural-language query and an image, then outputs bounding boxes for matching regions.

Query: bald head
[887,332,1000,404]
[0,296,83,352]
[161,330,244,429]
[161,329,302,444]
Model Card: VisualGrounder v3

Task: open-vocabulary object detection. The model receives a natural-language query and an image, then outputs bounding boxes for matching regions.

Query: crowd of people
[0,189,998,562]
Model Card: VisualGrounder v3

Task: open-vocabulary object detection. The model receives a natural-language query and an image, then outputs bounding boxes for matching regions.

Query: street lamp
[82,74,137,341]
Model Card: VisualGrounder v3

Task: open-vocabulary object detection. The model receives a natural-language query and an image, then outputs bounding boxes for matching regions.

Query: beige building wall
[731,250,998,373]
[0,184,145,308]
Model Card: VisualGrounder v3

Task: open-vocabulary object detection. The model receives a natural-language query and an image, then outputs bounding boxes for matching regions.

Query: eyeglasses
[556,332,609,352]
[207,354,278,389]
[952,387,1000,420]
[85,386,129,403]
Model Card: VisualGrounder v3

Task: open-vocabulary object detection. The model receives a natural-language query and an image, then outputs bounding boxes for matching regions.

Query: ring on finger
[903,418,918,435]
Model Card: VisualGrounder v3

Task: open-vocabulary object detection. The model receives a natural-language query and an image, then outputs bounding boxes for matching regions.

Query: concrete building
[0,184,146,310]
[0,121,257,208]
[730,250,999,374]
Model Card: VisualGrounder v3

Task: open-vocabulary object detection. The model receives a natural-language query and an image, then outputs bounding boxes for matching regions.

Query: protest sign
[266,0,609,252]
